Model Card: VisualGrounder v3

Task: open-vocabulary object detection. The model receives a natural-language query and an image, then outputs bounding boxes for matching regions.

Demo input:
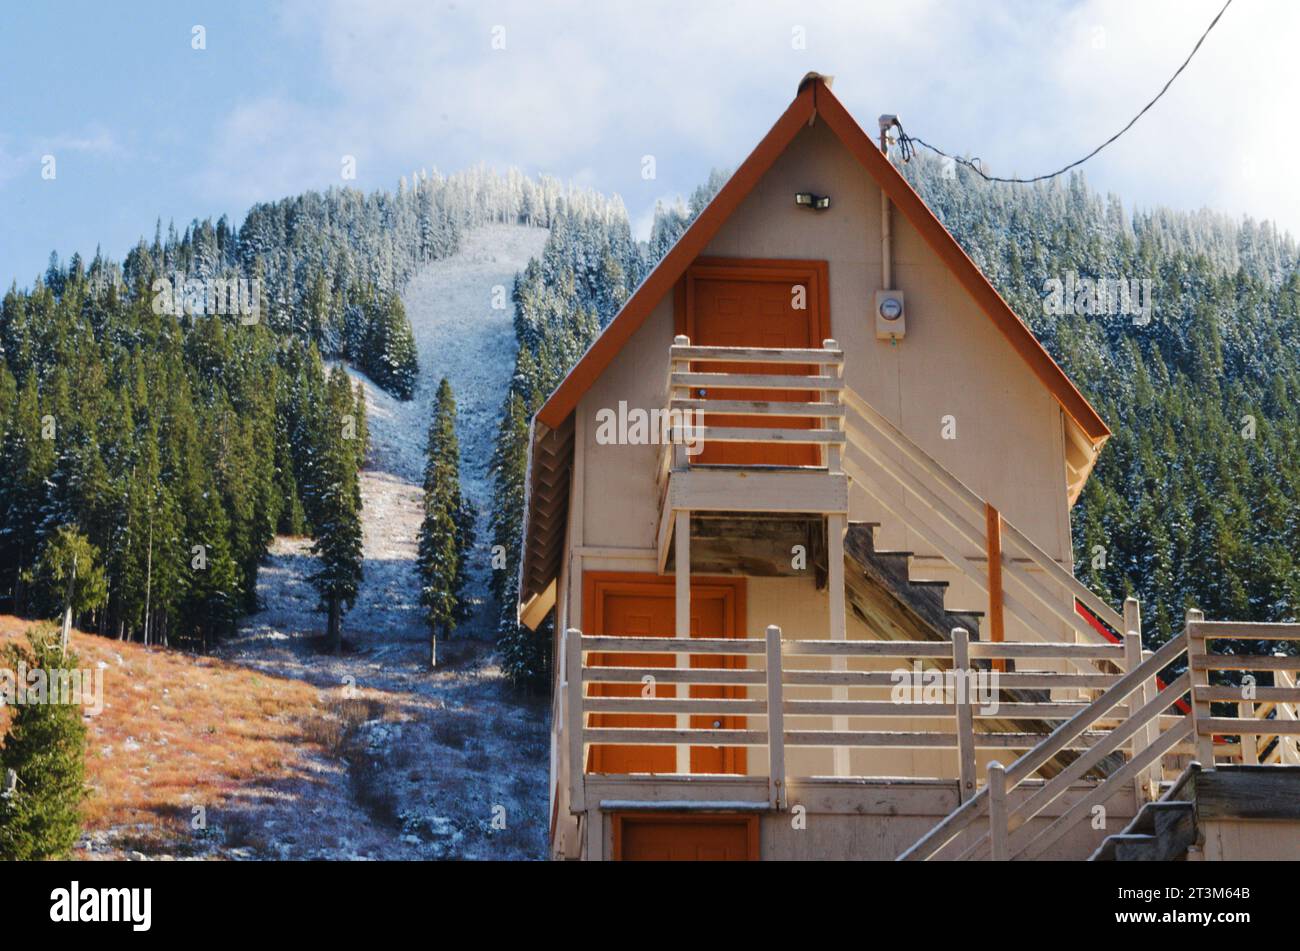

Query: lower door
[614,813,759,861]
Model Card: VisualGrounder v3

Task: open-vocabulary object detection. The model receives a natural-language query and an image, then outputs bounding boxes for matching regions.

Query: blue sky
[0,0,1291,287]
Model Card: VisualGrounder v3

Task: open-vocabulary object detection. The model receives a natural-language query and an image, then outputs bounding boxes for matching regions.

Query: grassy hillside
[1,616,374,859]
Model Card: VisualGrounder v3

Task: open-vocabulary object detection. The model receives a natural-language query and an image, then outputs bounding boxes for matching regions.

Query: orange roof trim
[536,78,1110,445]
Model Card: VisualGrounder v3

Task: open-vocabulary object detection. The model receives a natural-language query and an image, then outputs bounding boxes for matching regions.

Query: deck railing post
[675,511,692,773]
[1238,699,1259,764]
[671,335,691,470]
[1185,608,1215,767]
[1122,628,1149,806]
[1276,667,1300,765]
[1124,597,1158,796]
[988,761,1009,861]
[765,625,787,810]
[951,627,977,801]
[566,628,586,813]
[821,338,842,474]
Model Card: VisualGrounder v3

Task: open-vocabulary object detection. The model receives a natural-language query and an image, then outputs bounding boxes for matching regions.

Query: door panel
[691,277,819,466]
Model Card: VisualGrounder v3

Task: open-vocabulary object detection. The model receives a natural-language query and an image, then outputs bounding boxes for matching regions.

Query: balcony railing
[656,338,846,490]
[900,613,1300,861]
[565,624,1142,812]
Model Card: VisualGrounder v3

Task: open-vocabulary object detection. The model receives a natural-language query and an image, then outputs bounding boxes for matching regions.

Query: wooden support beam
[675,511,690,773]
[985,503,1005,672]
[827,513,848,777]
[765,625,786,810]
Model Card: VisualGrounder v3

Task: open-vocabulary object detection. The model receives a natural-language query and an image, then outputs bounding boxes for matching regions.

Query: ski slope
[220,224,553,860]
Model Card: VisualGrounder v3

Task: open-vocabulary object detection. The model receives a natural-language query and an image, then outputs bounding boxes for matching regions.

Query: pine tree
[22,525,109,646]
[309,366,364,652]
[418,379,475,648]
[362,295,419,399]
[0,625,88,860]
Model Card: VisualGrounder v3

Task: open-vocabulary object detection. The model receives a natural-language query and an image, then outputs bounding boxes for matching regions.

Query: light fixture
[795,192,831,211]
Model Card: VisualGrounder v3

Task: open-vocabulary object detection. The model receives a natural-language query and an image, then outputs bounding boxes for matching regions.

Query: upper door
[681,259,830,467]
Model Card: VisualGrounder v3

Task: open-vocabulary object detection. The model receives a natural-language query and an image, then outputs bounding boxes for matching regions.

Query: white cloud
[195,0,1298,236]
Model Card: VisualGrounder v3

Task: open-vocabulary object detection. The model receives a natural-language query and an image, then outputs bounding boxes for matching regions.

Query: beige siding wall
[573,117,1074,564]
[581,775,1138,861]
[1200,818,1300,860]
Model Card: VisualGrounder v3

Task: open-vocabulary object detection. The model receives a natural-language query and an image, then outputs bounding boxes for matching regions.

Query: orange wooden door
[691,277,819,467]
[586,578,745,775]
[615,814,758,860]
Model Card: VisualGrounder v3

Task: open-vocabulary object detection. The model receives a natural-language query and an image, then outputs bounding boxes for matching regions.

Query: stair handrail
[838,387,1125,686]
[840,385,1126,637]
[897,630,1189,860]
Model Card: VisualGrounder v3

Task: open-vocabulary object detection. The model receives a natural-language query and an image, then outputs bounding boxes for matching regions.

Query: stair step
[1151,803,1196,859]
[843,522,1110,781]
[1129,800,1192,836]
[1111,834,1159,862]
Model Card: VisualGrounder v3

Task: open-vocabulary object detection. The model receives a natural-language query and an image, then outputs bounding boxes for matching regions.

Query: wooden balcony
[656,338,849,573]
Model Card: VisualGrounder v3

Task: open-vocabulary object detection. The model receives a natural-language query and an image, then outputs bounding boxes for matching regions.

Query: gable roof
[535,76,1109,445]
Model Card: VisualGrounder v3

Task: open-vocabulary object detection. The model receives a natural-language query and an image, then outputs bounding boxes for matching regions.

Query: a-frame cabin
[518,75,1300,861]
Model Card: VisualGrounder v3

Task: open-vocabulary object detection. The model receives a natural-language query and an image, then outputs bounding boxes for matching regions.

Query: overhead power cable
[892,0,1233,184]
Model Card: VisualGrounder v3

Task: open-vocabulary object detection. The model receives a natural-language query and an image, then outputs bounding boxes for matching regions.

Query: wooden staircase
[842,520,1123,780]
[647,343,1300,860]
[842,522,982,643]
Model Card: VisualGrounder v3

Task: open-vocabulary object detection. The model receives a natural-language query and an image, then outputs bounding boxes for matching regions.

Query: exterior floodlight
[795,192,830,211]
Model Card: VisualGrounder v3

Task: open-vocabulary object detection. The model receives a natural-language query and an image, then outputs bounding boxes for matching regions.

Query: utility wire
[893,0,1233,184]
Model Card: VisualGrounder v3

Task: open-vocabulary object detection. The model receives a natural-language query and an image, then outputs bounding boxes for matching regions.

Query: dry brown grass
[0,615,334,843]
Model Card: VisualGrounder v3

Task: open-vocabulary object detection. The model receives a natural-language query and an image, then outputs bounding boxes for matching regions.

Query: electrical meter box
[875,290,905,340]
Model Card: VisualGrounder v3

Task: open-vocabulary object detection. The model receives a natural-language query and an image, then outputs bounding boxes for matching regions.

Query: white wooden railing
[1247,666,1300,765]
[565,624,1144,813]
[656,337,845,492]
[838,382,1129,669]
